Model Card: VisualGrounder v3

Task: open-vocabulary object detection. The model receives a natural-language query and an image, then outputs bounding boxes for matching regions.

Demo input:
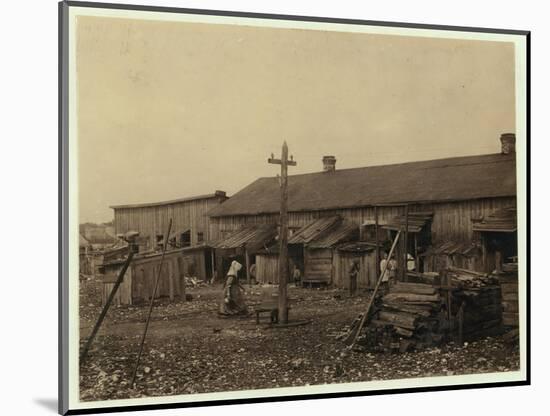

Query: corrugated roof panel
[213,224,277,249]
[383,212,433,233]
[308,222,359,248]
[288,216,341,244]
[421,241,481,257]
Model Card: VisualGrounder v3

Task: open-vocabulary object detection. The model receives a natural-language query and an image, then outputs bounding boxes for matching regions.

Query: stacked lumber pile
[355,282,445,352]
[447,266,499,288]
[451,286,502,340]
[441,267,502,340]
[499,263,519,327]
[343,267,509,352]
[406,271,439,285]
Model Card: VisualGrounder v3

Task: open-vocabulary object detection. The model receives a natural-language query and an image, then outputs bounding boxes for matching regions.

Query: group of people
[348,252,405,296]
[219,252,412,316]
[380,252,399,285]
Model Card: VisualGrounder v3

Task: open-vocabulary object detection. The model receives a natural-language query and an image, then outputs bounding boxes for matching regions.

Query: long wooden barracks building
[208,133,518,287]
[111,191,228,250]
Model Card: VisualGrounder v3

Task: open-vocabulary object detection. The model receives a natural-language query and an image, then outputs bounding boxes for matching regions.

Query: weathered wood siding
[210,197,516,246]
[256,254,279,284]
[114,196,226,248]
[101,249,208,306]
[260,249,378,288]
[304,248,333,283]
[422,253,484,274]
[255,254,297,284]
[333,251,377,289]
[102,267,133,306]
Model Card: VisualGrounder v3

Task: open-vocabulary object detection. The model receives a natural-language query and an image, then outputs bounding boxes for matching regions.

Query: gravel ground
[79,278,520,401]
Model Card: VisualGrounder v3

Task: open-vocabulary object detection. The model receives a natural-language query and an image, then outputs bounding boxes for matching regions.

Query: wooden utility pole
[375,206,380,282]
[403,204,409,282]
[268,142,297,324]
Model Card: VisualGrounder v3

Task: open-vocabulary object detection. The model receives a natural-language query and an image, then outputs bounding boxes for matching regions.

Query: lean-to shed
[333,242,378,289]
[421,241,483,273]
[286,217,359,286]
[212,224,277,282]
[472,206,518,272]
[99,245,213,306]
[255,218,359,286]
[254,244,295,285]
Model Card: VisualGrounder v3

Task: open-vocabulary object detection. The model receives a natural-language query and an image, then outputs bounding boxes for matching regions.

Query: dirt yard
[79,279,520,401]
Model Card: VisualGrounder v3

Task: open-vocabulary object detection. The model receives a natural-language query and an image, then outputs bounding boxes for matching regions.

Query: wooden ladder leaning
[344,230,402,348]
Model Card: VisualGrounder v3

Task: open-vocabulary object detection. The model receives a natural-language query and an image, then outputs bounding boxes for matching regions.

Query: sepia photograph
[60,2,529,414]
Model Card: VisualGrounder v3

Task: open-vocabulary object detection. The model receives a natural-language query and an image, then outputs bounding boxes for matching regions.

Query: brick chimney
[322,156,336,172]
[500,133,516,154]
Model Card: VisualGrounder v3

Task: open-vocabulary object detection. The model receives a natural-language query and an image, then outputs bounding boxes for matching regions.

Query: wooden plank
[308,259,332,266]
[308,260,333,266]
[121,267,132,305]
[172,258,181,297]
[102,272,120,284]
[375,206,380,281]
[146,264,154,301]
[502,301,519,313]
[501,283,518,294]
[308,265,332,273]
[178,256,186,301]
[404,204,409,282]
[167,259,174,301]
[502,293,519,301]
[391,282,437,295]
[395,327,414,338]
[502,313,519,327]
[304,274,331,281]
[383,292,440,303]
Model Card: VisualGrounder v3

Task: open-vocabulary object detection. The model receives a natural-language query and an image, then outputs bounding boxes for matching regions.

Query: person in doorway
[380,252,397,290]
[349,259,360,296]
[380,252,390,292]
[407,253,416,272]
[218,260,248,316]
[249,263,257,285]
[380,252,389,282]
[292,264,302,287]
[388,255,398,285]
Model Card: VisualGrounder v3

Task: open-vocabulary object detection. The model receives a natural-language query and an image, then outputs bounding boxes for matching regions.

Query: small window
[156,234,164,250]
[180,230,191,247]
[197,232,204,244]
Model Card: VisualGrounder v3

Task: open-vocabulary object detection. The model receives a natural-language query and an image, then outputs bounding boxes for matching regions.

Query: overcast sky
[76,16,515,223]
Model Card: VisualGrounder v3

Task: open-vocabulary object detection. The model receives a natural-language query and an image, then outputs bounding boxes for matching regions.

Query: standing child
[292,264,302,287]
[349,259,360,296]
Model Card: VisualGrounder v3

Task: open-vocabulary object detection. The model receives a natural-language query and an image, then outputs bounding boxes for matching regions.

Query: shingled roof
[208,153,516,217]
